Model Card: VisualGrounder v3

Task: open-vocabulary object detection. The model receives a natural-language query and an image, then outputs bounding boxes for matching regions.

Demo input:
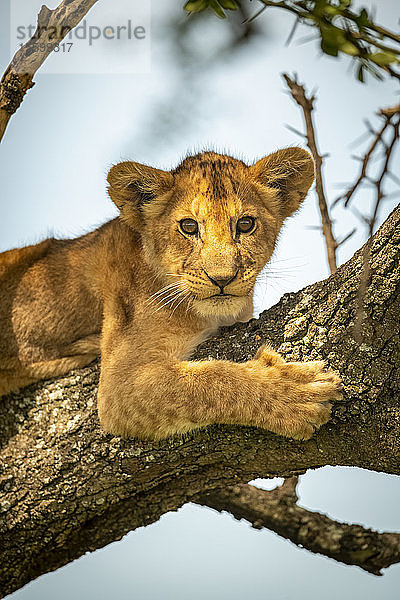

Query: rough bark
[0,205,399,597]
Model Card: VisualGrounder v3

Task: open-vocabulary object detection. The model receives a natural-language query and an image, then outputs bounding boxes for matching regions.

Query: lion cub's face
[107,149,314,321]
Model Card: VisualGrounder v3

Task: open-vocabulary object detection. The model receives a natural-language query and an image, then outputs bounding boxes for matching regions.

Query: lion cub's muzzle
[203,269,239,295]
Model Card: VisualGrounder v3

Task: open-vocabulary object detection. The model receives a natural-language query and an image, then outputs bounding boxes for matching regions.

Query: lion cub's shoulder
[0,238,57,276]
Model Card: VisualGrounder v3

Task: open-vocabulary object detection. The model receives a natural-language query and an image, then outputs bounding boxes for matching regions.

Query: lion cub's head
[107,149,314,320]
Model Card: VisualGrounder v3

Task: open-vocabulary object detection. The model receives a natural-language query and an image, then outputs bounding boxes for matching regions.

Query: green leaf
[184,0,209,14]
[218,0,238,10]
[340,41,360,56]
[357,64,365,82]
[369,51,399,66]
[210,0,226,18]
[323,6,341,18]
[319,24,347,57]
[321,39,339,56]
[355,8,372,31]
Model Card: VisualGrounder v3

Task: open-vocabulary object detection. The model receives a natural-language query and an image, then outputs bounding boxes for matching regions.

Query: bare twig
[283,73,338,274]
[334,104,400,341]
[336,105,400,238]
[198,480,400,576]
[0,0,99,142]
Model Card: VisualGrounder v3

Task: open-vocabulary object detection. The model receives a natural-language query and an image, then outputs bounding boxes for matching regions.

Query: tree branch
[331,104,400,341]
[256,1,400,81]
[0,204,399,596]
[283,73,338,273]
[336,105,400,238]
[197,479,400,576]
[0,0,98,142]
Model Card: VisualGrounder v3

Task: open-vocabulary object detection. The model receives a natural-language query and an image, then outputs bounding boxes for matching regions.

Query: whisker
[170,290,191,317]
[185,294,196,315]
[146,282,183,305]
[268,256,307,265]
[153,288,184,308]
[258,272,297,281]
[148,282,181,297]
[152,289,186,314]
[147,288,185,312]
[169,285,188,308]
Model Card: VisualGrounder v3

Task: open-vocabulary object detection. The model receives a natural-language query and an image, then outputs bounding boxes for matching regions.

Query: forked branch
[335,104,400,238]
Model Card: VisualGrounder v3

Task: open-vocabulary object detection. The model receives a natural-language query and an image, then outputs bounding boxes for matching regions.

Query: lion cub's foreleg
[97,319,342,440]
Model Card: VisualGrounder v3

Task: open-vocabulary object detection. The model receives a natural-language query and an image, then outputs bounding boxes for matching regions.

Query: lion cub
[0,148,341,439]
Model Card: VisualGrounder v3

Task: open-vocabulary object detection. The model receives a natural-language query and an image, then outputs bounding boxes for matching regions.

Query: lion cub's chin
[191,295,252,324]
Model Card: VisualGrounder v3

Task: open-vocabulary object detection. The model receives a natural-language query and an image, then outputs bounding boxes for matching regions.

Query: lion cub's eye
[179,218,198,236]
[236,216,256,234]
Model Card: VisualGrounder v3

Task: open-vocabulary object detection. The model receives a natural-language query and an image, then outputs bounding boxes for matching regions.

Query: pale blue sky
[1,1,400,598]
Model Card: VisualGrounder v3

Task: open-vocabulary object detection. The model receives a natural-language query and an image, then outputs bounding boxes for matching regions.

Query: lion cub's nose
[204,270,238,291]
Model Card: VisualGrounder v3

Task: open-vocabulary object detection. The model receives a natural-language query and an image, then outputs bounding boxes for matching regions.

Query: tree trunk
[0,205,399,597]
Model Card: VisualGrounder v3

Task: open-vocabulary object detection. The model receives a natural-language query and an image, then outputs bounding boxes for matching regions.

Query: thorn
[337,229,356,247]
[285,16,299,46]
[349,130,371,148]
[350,206,368,224]
[332,182,350,189]
[295,34,320,45]
[384,191,400,200]
[285,124,306,138]
[387,171,400,186]
[331,196,344,209]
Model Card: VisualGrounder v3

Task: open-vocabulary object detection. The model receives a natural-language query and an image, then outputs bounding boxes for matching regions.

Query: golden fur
[0,148,342,439]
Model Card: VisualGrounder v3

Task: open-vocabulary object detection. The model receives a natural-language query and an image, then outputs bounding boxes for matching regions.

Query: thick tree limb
[0,0,98,142]
[0,204,399,596]
[197,479,400,576]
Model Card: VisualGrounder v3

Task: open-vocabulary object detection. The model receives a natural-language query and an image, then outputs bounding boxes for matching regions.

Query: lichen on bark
[0,205,399,597]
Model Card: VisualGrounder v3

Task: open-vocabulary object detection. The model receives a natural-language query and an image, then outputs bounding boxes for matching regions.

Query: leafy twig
[185,1,400,81]
[258,1,400,81]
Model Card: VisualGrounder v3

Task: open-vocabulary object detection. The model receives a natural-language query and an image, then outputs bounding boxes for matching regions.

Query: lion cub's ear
[107,162,174,228]
[248,148,314,218]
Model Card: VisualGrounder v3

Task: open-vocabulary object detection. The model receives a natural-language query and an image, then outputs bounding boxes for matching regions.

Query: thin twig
[337,106,400,221]
[283,73,338,274]
[334,104,400,341]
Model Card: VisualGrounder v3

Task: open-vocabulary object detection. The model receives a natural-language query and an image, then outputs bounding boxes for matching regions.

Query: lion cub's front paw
[253,345,343,440]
